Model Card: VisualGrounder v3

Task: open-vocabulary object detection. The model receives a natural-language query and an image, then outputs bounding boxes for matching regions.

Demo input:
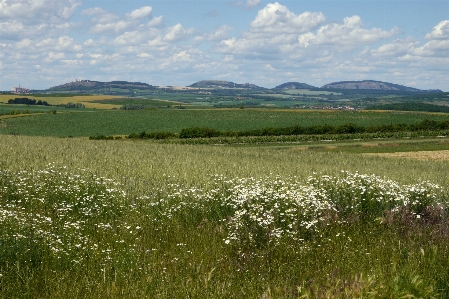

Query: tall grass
[1,135,449,298]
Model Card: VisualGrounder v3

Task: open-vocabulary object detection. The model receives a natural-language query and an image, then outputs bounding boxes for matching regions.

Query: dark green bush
[179,127,220,138]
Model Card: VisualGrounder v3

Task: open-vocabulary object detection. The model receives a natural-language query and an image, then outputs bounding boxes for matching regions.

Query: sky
[0,0,448,91]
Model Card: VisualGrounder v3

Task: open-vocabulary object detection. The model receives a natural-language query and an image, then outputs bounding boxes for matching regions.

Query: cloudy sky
[1,0,448,91]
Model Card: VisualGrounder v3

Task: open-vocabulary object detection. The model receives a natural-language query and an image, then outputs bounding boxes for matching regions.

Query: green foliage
[58,102,85,108]
[127,131,176,139]
[125,119,449,141]
[7,97,50,106]
[366,102,449,113]
[179,127,220,138]
[2,109,449,138]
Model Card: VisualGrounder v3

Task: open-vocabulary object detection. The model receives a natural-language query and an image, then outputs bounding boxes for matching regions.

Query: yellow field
[0,95,122,109]
[366,150,449,161]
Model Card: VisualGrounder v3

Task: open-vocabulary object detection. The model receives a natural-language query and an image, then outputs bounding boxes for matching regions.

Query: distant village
[11,85,32,94]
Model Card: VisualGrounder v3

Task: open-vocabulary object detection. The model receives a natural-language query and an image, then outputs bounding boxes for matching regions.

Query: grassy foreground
[1,135,449,298]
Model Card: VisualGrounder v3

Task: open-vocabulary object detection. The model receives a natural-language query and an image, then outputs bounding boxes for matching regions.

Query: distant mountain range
[44,79,442,93]
[320,80,441,92]
[188,80,261,89]
[47,80,155,92]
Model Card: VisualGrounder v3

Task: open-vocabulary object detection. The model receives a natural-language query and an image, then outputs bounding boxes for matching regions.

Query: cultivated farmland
[1,97,449,297]
[1,108,449,137]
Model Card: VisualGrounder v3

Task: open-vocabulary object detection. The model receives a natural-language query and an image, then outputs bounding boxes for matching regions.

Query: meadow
[2,133,449,298]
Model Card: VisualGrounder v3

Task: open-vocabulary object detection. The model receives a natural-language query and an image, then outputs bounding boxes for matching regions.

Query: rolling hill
[188,80,262,89]
[321,80,442,92]
[274,82,318,90]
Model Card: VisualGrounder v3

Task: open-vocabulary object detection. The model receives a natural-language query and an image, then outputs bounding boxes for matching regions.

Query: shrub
[179,127,220,138]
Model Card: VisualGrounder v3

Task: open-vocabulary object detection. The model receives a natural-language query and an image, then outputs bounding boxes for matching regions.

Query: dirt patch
[365,150,449,161]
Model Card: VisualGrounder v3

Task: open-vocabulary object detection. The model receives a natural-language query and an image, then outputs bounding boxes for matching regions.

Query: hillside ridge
[321,80,441,92]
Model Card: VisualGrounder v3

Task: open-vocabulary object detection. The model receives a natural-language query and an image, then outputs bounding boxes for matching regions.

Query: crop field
[0,95,122,109]
[1,99,449,298]
[1,133,449,298]
[1,108,449,137]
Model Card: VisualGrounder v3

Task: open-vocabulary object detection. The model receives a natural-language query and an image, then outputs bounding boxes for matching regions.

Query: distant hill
[47,80,155,93]
[321,80,442,92]
[274,82,317,90]
[189,80,262,89]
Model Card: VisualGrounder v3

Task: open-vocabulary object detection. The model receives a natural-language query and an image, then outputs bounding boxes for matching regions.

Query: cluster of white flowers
[307,171,445,217]
[2,165,446,259]
[217,176,334,248]
[0,164,138,267]
[159,172,446,249]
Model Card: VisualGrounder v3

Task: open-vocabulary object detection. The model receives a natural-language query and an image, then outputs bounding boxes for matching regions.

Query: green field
[2,97,449,298]
[2,135,449,298]
[1,108,449,137]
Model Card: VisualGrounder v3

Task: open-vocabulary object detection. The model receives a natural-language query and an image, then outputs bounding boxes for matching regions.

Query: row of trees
[124,119,449,140]
[7,98,85,109]
[8,98,49,106]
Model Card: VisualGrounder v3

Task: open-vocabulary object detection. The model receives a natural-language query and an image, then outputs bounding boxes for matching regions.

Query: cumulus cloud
[0,0,80,40]
[126,6,153,20]
[215,4,398,59]
[163,24,195,42]
[298,15,399,50]
[369,37,419,57]
[0,0,81,23]
[425,20,449,40]
[111,29,160,46]
[250,2,325,34]
[369,20,449,59]
[83,6,163,35]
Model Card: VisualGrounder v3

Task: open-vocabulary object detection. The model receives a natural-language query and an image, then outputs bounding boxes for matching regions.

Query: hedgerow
[124,119,449,140]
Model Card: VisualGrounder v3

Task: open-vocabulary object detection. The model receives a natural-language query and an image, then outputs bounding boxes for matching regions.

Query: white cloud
[298,16,399,50]
[47,52,66,61]
[173,50,192,62]
[0,0,81,23]
[370,37,419,57]
[126,6,153,20]
[137,53,153,58]
[37,36,81,52]
[250,2,325,34]
[425,20,449,40]
[148,16,164,27]
[111,29,160,46]
[163,24,195,42]
[194,25,232,42]
[90,20,132,34]
[84,6,162,35]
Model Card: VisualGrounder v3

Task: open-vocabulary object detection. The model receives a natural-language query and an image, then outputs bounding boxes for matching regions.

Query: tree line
[8,98,50,106]
[120,119,449,140]
[7,98,85,108]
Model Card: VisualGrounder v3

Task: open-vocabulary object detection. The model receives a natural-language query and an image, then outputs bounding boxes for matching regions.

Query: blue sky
[1,0,448,91]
